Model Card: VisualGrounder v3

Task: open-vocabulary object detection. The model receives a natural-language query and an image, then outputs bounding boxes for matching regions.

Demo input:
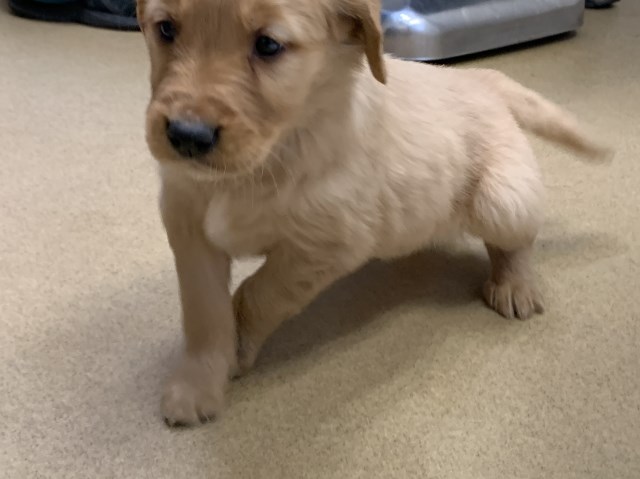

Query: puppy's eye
[254,35,284,58]
[158,20,177,43]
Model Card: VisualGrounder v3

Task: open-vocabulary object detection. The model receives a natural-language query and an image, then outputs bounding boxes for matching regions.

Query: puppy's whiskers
[250,167,256,209]
[269,154,296,189]
[266,143,298,188]
[267,164,281,199]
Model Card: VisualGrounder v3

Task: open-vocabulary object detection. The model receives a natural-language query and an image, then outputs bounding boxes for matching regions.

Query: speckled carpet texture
[1,3,639,478]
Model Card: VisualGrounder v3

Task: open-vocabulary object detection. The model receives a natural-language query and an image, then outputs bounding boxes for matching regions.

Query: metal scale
[382,0,585,60]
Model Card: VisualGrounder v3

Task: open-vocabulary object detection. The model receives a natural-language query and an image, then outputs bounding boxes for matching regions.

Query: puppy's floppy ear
[338,0,387,84]
[136,0,146,31]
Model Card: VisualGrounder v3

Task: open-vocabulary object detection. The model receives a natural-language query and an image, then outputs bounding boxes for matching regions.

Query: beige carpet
[1,4,639,478]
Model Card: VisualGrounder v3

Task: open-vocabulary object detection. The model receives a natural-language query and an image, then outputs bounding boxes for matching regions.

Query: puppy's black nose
[166,119,219,158]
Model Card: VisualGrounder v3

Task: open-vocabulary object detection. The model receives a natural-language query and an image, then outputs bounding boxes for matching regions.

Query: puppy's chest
[202,192,283,257]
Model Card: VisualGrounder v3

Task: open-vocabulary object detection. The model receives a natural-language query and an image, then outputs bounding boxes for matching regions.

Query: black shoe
[9,0,139,31]
[586,0,620,9]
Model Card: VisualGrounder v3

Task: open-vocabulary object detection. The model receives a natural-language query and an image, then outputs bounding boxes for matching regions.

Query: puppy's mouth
[159,146,264,182]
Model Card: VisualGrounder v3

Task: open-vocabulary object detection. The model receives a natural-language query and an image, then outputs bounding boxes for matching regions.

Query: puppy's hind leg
[467,147,545,320]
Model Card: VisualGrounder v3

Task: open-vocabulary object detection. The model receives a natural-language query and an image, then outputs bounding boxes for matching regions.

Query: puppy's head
[137,0,386,178]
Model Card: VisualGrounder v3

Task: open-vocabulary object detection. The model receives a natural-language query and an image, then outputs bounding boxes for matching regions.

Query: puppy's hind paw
[483,279,544,320]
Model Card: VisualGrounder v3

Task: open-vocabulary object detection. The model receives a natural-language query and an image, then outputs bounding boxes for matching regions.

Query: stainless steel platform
[382,0,584,61]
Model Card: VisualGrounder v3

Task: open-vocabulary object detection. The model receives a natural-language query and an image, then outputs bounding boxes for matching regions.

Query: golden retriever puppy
[137,0,610,426]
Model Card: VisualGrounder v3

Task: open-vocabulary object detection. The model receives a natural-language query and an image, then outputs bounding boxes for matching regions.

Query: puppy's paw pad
[161,356,226,427]
[483,279,544,320]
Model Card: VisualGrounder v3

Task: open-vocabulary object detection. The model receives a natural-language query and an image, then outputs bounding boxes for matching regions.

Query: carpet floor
[1,3,639,478]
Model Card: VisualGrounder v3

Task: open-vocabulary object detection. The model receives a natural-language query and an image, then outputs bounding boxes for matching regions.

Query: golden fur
[137,0,611,426]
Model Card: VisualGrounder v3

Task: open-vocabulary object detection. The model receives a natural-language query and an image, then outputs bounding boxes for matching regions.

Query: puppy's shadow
[255,248,490,371]
[252,226,623,372]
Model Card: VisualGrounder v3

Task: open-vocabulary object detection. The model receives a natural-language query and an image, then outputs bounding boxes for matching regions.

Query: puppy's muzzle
[166,119,220,159]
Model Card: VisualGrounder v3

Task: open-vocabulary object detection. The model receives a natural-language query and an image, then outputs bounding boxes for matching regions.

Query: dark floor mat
[9,0,139,31]
[586,0,620,8]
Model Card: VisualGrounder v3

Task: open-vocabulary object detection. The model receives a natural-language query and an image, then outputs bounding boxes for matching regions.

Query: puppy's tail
[479,70,614,162]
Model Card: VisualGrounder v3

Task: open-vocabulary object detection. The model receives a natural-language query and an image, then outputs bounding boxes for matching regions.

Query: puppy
[137,0,611,426]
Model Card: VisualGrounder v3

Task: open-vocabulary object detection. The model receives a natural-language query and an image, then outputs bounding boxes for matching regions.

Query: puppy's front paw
[161,354,228,427]
[484,278,545,320]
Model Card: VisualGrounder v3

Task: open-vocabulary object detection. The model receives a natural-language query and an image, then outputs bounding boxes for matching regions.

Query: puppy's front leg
[233,246,363,373]
[160,189,237,427]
